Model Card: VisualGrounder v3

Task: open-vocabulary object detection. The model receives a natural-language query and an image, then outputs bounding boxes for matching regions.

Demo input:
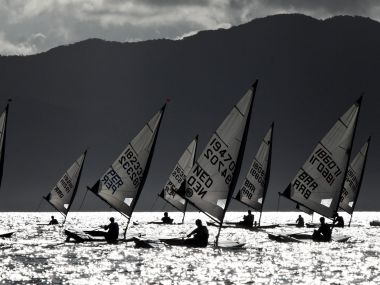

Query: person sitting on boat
[104,217,119,243]
[238,210,254,227]
[49,216,59,225]
[333,213,344,228]
[161,212,174,224]
[312,217,332,242]
[185,219,209,247]
[296,215,304,227]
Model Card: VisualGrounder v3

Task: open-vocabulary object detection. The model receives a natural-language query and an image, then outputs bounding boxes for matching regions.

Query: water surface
[0,212,379,284]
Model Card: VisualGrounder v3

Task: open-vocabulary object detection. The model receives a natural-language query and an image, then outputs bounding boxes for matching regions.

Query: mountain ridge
[0,13,379,212]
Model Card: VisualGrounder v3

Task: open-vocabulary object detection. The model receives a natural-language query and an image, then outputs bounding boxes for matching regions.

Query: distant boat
[0,100,14,238]
[276,97,362,242]
[0,100,10,190]
[165,80,258,248]
[156,135,198,224]
[234,123,274,226]
[339,137,371,226]
[81,104,166,241]
[43,150,87,224]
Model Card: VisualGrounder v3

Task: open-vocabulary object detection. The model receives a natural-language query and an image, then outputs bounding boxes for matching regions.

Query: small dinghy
[64,229,106,243]
[147,221,182,225]
[0,231,14,238]
[159,238,245,249]
[207,221,278,230]
[268,233,303,243]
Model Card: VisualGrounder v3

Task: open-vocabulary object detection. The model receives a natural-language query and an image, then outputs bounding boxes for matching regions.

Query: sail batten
[179,81,257,224]
[235,123,273,213]
[90,105,166,218]
[159,136,198,213]
[44,150,87,216]
[280,97,362,218]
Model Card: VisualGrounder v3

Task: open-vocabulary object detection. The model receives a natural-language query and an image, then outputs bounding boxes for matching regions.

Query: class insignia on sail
[44,151,87,217]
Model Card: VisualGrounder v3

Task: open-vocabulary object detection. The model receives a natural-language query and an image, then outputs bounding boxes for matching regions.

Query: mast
[0,100,11,190]
[215,80,257,245]
[182,201,188,224]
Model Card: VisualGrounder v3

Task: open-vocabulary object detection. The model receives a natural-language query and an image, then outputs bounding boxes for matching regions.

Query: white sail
[45,151,87,215]
[159,136,198,212]
[90,105,165,217]
[180,82,256,223]
[282,98,361,218]
[340,137,370,214]
[0,103,9,188]
[236,124,273,212]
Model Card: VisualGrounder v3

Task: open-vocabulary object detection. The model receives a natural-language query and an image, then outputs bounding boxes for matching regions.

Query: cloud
[0,32,39,55]
[0,0,379,55]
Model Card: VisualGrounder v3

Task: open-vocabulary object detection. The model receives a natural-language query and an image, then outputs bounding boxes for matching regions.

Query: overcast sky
[0,0,380,55]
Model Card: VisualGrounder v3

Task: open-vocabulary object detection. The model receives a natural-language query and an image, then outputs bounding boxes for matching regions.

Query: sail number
[340,168,358,203]
[171,165,185,185]
[204,136,236,185]
[119,147,143,187]
[164,165,186,198]
[54,174,74,198]
[241,161,265,200]
[309,147,342,186]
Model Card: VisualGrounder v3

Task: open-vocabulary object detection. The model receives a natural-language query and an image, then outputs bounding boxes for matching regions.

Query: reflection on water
[0,212,379,284]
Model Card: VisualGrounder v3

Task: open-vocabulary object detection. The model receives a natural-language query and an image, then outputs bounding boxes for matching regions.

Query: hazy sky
[1,0,380,55]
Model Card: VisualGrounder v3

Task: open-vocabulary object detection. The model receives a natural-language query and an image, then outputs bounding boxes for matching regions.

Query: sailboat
[42,150,87,224]
[65,104,166,242]
[234,123,274,227]
[161,80,258,248]
[292,137,370,228]
[340,137,370,226]
[271,97,362,242]
[0,101,10,190]
[153,136,198,224]
[207,123,276,230]
[0,100,14,238]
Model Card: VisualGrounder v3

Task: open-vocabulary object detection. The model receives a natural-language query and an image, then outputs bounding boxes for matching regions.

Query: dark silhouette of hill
[0,14,379,213]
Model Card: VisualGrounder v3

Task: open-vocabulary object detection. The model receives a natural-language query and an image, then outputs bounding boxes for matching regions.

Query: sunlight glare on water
[0,211,379,284]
